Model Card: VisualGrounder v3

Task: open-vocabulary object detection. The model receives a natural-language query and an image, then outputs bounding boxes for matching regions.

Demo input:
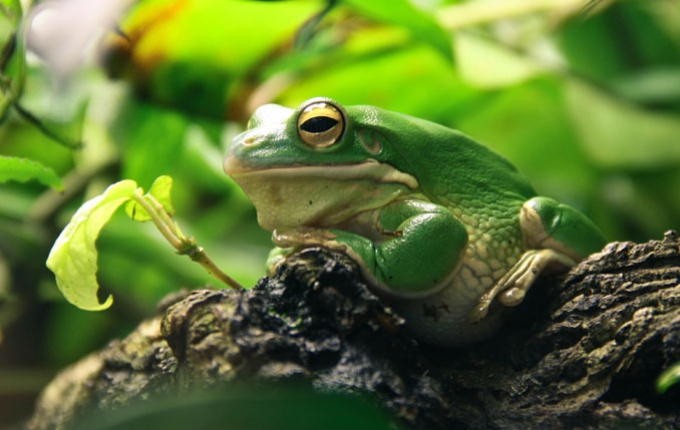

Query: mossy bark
[27,232,680,430]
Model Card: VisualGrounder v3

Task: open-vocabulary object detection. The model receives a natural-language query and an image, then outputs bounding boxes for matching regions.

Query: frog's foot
[468,249,576,323]
[272,227,347,252]
[267,227,348,275]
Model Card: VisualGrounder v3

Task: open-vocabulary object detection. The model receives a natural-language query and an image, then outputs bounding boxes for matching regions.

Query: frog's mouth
[224,158,419,231]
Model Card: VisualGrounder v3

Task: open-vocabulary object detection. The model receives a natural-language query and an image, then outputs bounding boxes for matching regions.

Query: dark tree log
[26,232,680,430]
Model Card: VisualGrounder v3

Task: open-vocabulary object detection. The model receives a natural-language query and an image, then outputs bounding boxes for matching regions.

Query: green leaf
[0,155,63,190]
[558,2,680,82]
[342,0,453,63]
[610,68,680,104]
[0,0,22,23]
[73,385,394,430]
[125,175,175,221]
[566,81,680,169]
[557,7,630,82]
[148,174,174,213]
[455,32,544,88]
[657,361,680,394]
[279,44,472,122]
[46,180,138,311]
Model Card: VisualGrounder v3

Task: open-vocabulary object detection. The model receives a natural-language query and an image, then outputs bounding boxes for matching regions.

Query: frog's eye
[297,102,345,148]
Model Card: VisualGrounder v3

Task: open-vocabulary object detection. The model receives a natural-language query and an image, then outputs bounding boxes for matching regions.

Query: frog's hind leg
[469,248,576,322]
[468,196,606,323]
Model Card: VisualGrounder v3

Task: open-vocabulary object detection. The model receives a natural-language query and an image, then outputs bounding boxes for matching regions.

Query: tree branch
[26,232,680,430]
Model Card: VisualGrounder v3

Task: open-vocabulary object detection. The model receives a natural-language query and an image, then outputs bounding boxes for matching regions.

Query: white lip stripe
[226,159,419,190]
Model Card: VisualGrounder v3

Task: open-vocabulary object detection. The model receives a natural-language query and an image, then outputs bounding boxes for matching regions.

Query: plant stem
[146,194,182,238]
[131,192,243,291]
[131,192,183,249]
[13,103,83,149]
[182,244,243,291]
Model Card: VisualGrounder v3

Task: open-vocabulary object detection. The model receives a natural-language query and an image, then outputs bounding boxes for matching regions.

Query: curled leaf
[46,180,138,310]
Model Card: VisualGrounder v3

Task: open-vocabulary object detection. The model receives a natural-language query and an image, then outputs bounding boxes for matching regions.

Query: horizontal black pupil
[301,116,338,133]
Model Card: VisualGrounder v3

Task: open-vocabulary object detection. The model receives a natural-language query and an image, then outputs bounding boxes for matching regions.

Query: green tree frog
[224,98,606,347]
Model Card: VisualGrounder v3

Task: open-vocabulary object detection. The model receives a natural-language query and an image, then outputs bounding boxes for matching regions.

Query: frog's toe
[468,302,490,324]
[499,286,526,307]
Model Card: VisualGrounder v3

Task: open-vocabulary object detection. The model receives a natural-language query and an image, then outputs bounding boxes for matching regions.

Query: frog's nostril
[240,133,264,146]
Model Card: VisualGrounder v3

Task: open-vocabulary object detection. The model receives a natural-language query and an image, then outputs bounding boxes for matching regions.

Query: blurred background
[1,0,679,426]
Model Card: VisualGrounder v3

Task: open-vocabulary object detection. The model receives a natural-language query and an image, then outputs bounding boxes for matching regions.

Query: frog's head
[224,97,419,231]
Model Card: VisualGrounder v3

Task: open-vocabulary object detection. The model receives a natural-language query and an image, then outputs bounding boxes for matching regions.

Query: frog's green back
[349,105,536,207]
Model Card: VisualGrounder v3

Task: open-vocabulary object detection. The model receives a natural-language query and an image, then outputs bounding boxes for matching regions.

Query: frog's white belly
[391,234,523,347]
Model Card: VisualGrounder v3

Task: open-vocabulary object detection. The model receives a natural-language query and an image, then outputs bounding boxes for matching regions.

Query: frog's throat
[225,159,420,230]
[225,159,419,190]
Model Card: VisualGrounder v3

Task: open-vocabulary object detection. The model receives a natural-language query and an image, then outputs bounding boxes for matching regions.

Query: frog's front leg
[470,196,606,322]
[273,199,468,296]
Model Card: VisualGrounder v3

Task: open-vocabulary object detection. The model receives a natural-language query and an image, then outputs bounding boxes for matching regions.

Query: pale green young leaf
[125,175,174,221]
[46,180,138,311]
[0,155,63,190]
[148,175,174,214]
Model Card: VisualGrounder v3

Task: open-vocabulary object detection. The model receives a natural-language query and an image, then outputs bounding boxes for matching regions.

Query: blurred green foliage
[1,0,679,425]
[73,384,396,430]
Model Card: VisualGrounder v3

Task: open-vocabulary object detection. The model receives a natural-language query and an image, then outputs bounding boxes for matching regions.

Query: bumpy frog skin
[224,97,606,347]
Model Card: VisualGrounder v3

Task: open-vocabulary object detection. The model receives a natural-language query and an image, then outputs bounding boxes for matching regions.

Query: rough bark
[26,232,680,430]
